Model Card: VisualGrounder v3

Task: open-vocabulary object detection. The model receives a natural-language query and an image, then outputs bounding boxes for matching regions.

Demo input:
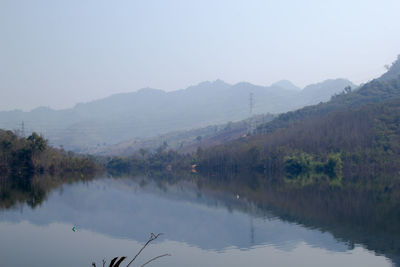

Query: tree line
[0,130,102,209]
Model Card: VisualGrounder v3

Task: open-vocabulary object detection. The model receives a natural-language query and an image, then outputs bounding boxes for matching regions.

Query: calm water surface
[0,176,394,266]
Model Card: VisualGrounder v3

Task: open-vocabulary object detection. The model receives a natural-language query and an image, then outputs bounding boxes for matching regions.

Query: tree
[284,152,312,180]
[27,132,47,153]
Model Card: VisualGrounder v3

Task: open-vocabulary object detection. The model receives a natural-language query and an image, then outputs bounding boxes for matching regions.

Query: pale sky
[1,0,400,111]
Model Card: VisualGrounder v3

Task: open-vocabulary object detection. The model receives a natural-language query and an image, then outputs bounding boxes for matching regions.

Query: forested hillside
[257,59,400,135]
[0,79,354,151]
[105,57,400,184]
[195,57,400,188]
[107,91,400,187]
[89,113,275,156]
[197,96,400,180]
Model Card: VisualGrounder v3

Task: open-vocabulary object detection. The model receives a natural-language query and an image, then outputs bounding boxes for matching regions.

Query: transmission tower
[21,121,25,137]
[248,93,255,134]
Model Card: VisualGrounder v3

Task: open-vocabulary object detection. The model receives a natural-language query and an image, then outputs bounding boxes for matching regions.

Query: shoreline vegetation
[0,130,102,209]
[0,130,102,177]
[106,58,400,194]
[105,96,400,191]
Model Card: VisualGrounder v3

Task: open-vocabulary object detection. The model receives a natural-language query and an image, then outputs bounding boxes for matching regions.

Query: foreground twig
[92,232,168,267]
[126,233,163,267]
[109,257,118,267]
[113,256,126,267]
[141,253,171,267]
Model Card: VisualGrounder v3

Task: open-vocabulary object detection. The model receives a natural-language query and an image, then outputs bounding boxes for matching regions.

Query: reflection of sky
[0,222,392,267]
[0,177,394,267]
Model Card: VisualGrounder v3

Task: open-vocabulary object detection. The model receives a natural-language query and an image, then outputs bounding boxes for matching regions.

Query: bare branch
[141,254,171,267]
[113,256,126,267]
[126,233,163,267]
[108,257,118,267]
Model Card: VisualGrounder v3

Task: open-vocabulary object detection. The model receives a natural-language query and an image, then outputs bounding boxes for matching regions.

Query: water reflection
[0,174,398,266]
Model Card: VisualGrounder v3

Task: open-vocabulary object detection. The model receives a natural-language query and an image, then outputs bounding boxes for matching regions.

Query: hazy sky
[1,0,400,111]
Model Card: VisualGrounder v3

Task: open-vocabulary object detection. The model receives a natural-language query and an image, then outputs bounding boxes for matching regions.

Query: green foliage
[284,152,342,185]
[0,129,101,177]
[284,152,313,180]
[27,132,47,153]
[323,153,343,180]
[0,129,102,210]
[106,157,134,175]
[106,149,192,177]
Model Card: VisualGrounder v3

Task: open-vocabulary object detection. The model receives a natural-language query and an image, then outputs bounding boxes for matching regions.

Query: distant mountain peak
[234,81,254,87]
[186,80,231,92]
[302,78,355,90]
[272,80,300,91]
[137,87,164,93]
[196,79,229,86]
[213,79,229,86]
[197,81,212,87]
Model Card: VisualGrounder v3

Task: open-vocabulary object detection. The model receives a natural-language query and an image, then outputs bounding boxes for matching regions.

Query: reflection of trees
[266,187,400,265]
[228,175,400,266]
[0,172,97,210]
[0,129,102,209]
[140,172,400,266]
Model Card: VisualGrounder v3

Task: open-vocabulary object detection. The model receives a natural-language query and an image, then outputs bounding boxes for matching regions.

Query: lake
[0,175,397,267]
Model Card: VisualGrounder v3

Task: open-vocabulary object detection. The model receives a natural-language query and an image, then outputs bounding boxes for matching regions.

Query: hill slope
[197,92,400,182]
[257,60,400,135]
[88,113,275,156]
[0,79,354,151]
[195,56,400,181]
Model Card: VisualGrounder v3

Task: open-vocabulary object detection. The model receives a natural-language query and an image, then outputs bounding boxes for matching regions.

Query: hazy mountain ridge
[0,79,355,151]
[272,80,301,91]
[117,64,398,157]
[192,65,400,188]
[193,56,400,174]
[256,58,400,135]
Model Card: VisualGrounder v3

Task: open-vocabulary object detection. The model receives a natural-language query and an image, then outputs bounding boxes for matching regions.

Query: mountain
[272,80,301,91]
[0,79,355,151]
[195,55,400,179]
[298,78,357,105]
[257,57,400,135]
[197,90,400,179]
